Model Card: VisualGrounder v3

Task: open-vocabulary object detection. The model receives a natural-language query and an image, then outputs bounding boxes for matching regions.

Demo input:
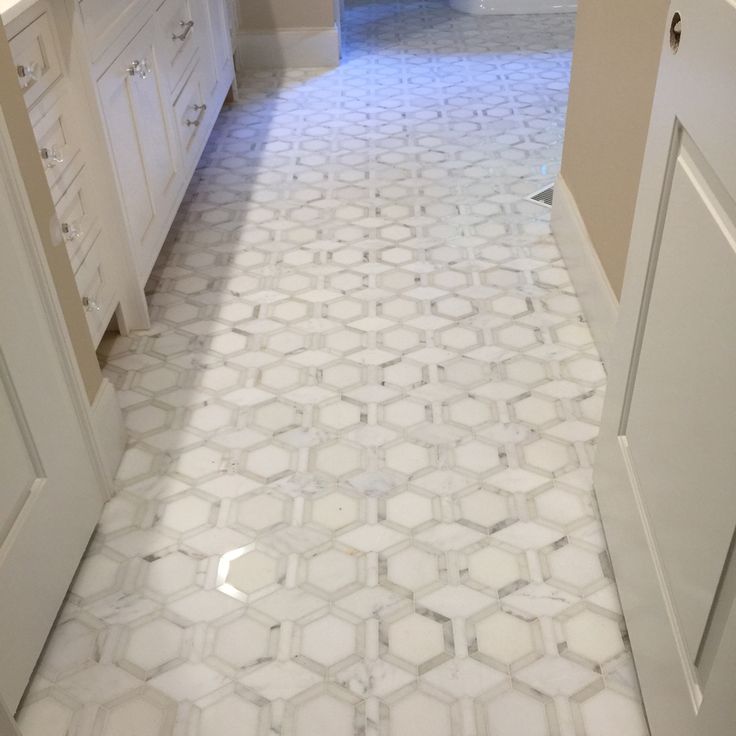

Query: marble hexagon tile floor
[17,2,650,735]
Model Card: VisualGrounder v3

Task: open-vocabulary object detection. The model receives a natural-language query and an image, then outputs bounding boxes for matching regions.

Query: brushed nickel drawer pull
[186,103,207,127]
[172,20,195,41]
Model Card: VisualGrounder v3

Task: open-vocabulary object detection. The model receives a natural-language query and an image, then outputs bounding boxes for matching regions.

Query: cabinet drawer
[78,0,150,66]
[172,61,207,168]
[55,168,103,273]
[29,86,83,202]
[9,12,63,109]
[75,237,116,345]
[155,0,198,97]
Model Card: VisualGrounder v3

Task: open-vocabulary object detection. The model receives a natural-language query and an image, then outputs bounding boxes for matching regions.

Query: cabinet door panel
[208,0,232,77]
[156,0,197,96]
[97,54,154,255]
[97,23,179,280]
[173,61,207,169]
[189,1,218,98]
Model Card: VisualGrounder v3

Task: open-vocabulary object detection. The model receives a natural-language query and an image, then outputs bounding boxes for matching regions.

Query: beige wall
[0,26,102,402]
[239,0,336,30]
[561,0,670,297]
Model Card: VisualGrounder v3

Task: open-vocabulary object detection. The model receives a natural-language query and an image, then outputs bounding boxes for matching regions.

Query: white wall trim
[551,175,619,366]
[449,0,576,14]
[237,25,340,69]
[90,377,126,482]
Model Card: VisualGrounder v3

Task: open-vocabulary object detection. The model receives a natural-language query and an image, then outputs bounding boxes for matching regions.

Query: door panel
[623,131,736,671]
[594,1,736,734]
[97,22,179,281]
[207,0,233,80]
[97,47,156,260]
[0,356,42,545]
[127,36,179,218]
[189,1,218,98]
[0,116,105,710]
[155,0,197,96]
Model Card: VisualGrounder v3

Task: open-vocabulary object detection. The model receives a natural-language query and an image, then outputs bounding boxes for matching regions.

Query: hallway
[17,1,647,734]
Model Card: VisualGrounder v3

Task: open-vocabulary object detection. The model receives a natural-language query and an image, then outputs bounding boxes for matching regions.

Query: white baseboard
[449,0,576,14]
[237,26,340,69]
[551,175,619,366]
[90,378,126,484]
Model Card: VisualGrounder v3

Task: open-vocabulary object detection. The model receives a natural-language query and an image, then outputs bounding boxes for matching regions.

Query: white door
[0,112,106,710]
[595,2,736,734]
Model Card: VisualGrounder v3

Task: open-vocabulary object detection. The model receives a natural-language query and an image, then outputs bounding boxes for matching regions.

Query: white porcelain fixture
[449,0,575,14]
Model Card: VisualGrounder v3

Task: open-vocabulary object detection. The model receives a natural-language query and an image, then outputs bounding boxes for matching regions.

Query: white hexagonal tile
[96,689,175,736]
[453,439,501,475]
[291,691,357,736]
[313,442,363,478]
[298,613,358,667]
[211,614,275,670]
[243,444,293,481]
[385,491,434,529]
[385,546,440,592]
[387,613,450,668]
[563,608,625,664]
[16,694,75,736]
[384,442,431,476]
[219,547,282,599]
[474,610,540,666]
[235,493,290,533]
[306,548,361,596]
[576,689,648,736]
[467,545,526,593]
[119,617,185,677]
[386,690,453,736]
[160,495,212,534]
[481,689,555,736]
[198,692,265,736]
[310,492,361,531]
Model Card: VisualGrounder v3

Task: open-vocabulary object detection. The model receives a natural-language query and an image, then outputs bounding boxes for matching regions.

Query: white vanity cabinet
[3,0,236,344]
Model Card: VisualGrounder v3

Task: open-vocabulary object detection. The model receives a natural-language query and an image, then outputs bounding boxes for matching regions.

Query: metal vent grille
[528,184,554,208]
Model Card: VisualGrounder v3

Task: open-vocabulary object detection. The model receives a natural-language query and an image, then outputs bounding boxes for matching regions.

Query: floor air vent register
[527,184,555,208]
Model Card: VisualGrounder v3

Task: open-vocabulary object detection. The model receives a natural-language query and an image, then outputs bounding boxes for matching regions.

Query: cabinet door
[172,61,208,170]
[155,0,197,97]
[97,22,179,281]
[207,0,233,79]
[188,1,218,99]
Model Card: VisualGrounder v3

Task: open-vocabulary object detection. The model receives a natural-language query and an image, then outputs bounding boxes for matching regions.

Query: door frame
[0,108,114,505]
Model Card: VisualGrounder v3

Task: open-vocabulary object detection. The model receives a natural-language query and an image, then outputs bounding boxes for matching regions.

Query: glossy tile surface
[18,1,648,734]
